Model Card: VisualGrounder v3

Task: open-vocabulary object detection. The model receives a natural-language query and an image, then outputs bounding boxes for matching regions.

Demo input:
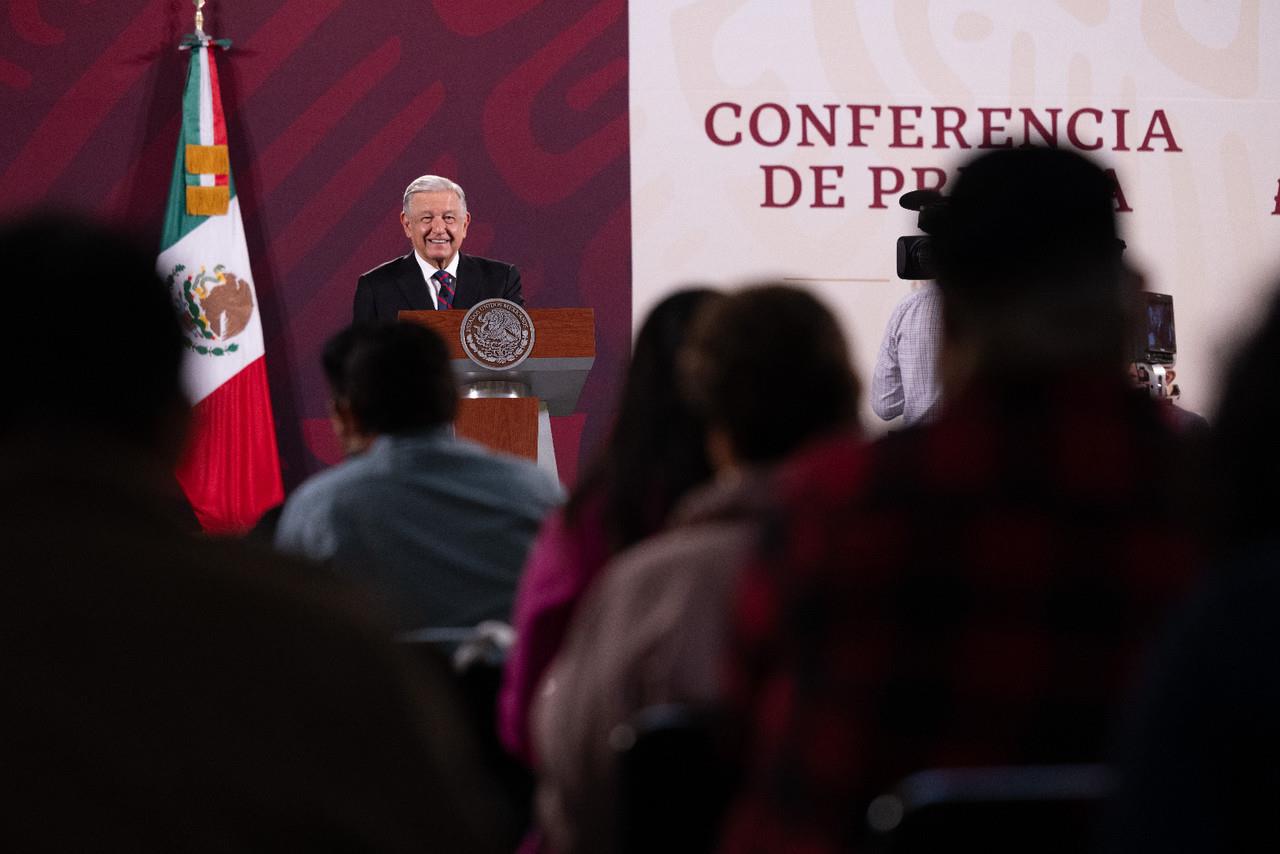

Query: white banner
[630,1,1280,424]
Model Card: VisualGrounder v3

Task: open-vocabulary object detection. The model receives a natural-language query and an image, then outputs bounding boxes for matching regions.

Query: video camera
[896,189,947,280]
[1132,292,1176,365]
[1130,292,1178,398]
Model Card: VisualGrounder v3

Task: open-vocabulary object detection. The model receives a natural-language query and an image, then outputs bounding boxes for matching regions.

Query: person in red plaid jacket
[718,147,1203,853]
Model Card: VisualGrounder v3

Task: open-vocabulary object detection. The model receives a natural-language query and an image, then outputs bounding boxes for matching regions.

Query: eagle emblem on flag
[166,262,255,356]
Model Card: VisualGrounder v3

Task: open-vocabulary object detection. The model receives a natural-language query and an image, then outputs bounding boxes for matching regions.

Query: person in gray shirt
[871,281,944,426]
[276,322,564,631]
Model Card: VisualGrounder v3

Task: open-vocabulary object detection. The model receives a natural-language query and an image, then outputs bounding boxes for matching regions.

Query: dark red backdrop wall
[0,0,630,490]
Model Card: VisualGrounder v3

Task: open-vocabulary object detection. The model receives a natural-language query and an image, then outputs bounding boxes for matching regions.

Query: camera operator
[871,281,943,426]
[872,191,946,427]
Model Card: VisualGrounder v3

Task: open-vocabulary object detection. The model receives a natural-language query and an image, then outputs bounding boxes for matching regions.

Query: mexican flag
[157,33,283,534]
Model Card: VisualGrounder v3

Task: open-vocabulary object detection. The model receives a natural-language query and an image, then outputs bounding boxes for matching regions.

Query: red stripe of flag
[206,46,229,187]
[176,356,284,534]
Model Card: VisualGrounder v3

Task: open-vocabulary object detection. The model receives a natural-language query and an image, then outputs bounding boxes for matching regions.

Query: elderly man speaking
[354,175,523,320]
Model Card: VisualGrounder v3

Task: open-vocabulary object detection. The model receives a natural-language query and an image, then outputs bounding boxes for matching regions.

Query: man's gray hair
[402,175,467,214]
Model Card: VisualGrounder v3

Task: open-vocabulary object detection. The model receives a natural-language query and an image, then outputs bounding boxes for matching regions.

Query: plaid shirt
[720,373,1200,853]
[870,283,944,426]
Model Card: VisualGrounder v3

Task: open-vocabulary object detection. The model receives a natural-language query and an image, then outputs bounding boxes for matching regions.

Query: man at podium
[353,175,524,320]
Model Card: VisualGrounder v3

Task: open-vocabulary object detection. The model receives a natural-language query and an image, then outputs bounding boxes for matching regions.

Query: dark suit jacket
[354,252,523,321]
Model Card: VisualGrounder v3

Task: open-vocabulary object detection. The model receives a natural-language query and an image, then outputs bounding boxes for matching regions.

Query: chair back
[865,764,1114,854]
[397,628,533,849]
[614,704,733,854]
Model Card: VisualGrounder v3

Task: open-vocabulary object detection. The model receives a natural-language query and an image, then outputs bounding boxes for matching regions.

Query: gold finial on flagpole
[194,0,206,35]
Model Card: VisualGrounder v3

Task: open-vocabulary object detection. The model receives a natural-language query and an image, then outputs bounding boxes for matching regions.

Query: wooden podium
[399,308,595,467]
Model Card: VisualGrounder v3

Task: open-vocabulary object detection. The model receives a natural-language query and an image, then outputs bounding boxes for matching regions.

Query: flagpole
[183,1,228,51]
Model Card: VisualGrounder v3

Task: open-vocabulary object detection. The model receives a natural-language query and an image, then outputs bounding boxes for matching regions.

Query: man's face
[400,190,470,269]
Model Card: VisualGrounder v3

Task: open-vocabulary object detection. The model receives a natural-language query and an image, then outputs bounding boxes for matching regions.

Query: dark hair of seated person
[0,212,186,449]
[322,321,458,435]
[563,288,723,551]
[932,145,1130,373]
[681,283,860,462]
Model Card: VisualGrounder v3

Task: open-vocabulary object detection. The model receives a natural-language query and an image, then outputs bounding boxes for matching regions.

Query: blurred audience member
[532,284,860,854]
[1107,286,1280,852]
[275,321,563,631]
[1,214,506,852]
[498,289,723,767]
[718,148,1201,852]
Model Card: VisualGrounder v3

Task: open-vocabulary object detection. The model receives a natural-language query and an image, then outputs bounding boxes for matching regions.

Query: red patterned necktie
[432,269,456,309]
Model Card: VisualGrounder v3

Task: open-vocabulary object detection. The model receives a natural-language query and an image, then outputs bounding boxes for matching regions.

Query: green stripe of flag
[160,44,237,250]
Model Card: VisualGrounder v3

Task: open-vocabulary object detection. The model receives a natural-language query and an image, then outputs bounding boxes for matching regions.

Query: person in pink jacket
[498,289,723,768]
